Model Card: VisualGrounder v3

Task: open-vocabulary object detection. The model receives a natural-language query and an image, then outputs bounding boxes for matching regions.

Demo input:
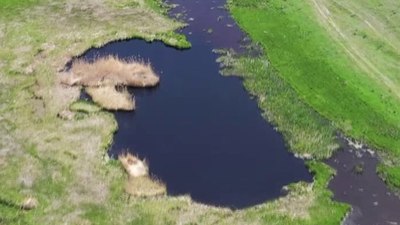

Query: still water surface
[80,0,312,208]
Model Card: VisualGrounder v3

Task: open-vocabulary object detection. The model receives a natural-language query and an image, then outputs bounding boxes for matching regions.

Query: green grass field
[229,0,400,189]
[0,0,350,224]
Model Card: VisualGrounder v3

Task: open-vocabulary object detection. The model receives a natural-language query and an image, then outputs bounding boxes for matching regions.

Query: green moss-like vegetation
[228,0,400,189]
[155,31,192,49]
[70,100,102,113]
[144,0,171,14]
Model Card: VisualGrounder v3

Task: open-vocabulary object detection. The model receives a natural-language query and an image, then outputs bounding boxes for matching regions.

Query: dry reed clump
[118,152,149,178]
[118,152,166,197]
[273,183,314,219]
[60,56,159,111]
[86,86,135,111]
[61,56,160,88]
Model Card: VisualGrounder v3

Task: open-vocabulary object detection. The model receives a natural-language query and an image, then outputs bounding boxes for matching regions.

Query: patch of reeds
[61,56,159,87]
[118,152,148,178]
[60,56,159,111]
[118,151,166,197]
[86,86,135,111]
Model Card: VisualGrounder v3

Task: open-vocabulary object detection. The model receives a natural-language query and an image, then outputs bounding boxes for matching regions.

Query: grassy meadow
[0,0,349,224]
[228,0,400,189]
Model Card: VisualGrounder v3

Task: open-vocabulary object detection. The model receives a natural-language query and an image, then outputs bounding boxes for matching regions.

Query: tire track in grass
[310,0,400,100]
[333,0,400,53]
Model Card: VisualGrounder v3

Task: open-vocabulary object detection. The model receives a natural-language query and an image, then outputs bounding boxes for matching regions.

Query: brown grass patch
[119,152,166,197]
[60,56,159,111]
[86,86,135,111]
[272,183,314,219]
[61,56,160,88]
[124,176,166,197]
[118,152,148,178]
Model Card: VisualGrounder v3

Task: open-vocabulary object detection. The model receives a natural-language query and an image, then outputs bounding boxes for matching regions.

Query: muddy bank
[327,139,400,225]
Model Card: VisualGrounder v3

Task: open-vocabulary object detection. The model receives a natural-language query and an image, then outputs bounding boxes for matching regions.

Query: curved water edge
[68,0,400,219]
[328,137,400,225]
[77,0,313,209]
[63,0,400,220]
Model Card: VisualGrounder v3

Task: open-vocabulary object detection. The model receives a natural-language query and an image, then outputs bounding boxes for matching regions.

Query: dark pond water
[327,139,400,225]
[80,0,312,208]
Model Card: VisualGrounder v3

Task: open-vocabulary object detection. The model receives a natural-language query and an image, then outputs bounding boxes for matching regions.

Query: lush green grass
[228,0,400,188]
[311,0,400,92]
[70,100,102,114]
[218,52,338,159]
[378,165,400,191]
[154,31,191,48]
[0,0,40,13]
[144,0,170,14]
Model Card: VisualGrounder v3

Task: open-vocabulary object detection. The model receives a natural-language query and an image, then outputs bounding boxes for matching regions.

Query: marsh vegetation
[1,0,398,224]
[0,0,347,223]
[63,56,159,88]
[62,56,160,111]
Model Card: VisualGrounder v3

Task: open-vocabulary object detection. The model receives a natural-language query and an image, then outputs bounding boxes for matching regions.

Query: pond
[79,0,312,208]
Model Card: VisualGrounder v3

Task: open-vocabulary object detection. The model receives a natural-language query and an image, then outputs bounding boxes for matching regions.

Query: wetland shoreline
[1,0,398,224]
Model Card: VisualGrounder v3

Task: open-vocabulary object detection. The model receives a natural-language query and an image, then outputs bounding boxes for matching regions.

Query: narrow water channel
[327,140,400,225]
[80,0,312,208]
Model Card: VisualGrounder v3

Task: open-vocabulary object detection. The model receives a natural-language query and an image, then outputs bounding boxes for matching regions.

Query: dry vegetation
[119,152,149,178]
[273,183,314,219]
[124,176,166,197]
[86,85,135,111]
[61,56,159,110]
[62,56,160,88]
[118,152,166,197]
